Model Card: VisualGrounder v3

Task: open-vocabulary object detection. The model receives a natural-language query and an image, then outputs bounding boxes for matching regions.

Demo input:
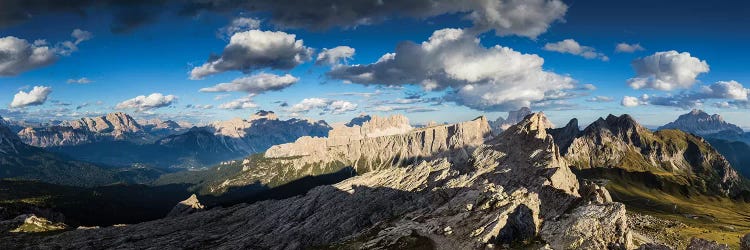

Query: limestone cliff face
[17,126,94,147]
[550,114,745,197]
[214,115,489,194]
[267,115,485,164]
[4,113,631,249]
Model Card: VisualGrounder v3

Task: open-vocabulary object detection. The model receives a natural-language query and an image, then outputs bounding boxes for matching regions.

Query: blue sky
[1,0,749,129]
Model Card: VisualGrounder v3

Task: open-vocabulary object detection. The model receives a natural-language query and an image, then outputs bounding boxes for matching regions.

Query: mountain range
[1,118,162,187]
[4,112,638,249]
[3,111,750,248]
[656,109,750,178]
[18,111,330,169]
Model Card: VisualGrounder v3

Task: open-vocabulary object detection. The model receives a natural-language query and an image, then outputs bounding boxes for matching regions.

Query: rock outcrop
[2,112,633,249]
[686,237,730,250]
[541,203,631,249]
[1,214,68,233]
[166,194,205,217]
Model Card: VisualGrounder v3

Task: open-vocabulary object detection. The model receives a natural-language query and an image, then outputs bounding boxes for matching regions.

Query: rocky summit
[659,109,745,136]
[490,107,554,134]
[551,114,745,197]
[3,113,633,249]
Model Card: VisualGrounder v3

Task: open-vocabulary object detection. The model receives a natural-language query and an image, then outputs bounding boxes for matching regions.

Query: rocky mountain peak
[562,113,745,197]
[104,112,142,132]
[589,114,643,133]
[67,112,143,135]
[502,112,553,140]
[547,118,580,152]
[359,114,412,137]
[563,118,579,129]
[659,109,744,136]
[490,107,553,133]
[249,110,279,121]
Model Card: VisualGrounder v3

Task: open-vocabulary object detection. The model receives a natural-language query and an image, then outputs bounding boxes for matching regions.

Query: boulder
[686,237,729,250]
[166,194,205,217]
[540,203,632,250]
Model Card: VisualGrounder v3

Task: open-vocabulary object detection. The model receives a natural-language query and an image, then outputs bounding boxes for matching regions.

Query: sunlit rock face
[3,113,632,249]
[490,107,554,134]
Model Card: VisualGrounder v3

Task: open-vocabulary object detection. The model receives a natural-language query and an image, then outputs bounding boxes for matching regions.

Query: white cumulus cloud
[643,80,750,109]
[329,100,358,114]
[219,17,261,38]
[316,46,355,65]
[700,80,749,101]
[621,94,649,107]
[10,86,52,108]
[287,98,358,114]
[199,73,298,94]
[543,39,608,61]
[0,37,57,76]
[627,50,709,91]
[219,95,258,110]
[0,29,92,76]
[116,93,177,112]
[328,28,576,111]
[190,30,313,79]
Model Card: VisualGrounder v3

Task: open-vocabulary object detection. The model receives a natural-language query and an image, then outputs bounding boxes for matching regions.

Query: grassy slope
[579,169,750,248]
[566,125,750,247]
